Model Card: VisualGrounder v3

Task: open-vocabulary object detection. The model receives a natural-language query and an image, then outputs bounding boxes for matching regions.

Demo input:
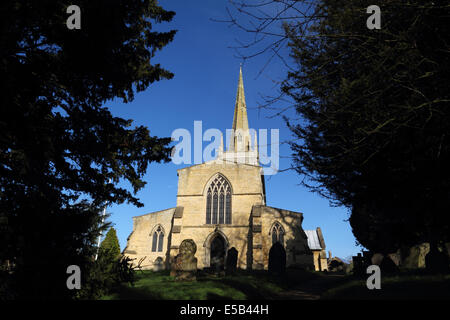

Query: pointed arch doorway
[210,235,226,271]
[204,231,229,271]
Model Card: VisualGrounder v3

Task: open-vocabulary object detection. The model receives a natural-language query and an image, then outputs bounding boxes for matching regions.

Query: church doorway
[210,234,226,271]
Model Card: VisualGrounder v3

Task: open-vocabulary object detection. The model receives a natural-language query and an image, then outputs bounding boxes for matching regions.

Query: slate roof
[305,229,323,250]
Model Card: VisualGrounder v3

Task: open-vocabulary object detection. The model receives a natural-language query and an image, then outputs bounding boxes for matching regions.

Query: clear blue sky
[105,0,362,260]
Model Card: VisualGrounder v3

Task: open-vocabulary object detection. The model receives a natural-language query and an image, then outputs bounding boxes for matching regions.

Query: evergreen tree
[99,227,121,259]
[0,0,176,299]
[282,0,450,253]
[225,0,449,255]
[80,227,131,299]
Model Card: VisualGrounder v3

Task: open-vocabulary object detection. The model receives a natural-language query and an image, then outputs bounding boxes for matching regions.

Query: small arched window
[271,222,285,246]
[151,226,164,252]
[206,174,232,224]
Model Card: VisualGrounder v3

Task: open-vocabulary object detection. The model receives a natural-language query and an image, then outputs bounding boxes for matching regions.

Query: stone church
[123,67,322,271]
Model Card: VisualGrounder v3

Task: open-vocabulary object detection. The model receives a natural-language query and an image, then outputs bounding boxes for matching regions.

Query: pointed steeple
[229,65,251,152]
[231,65,249,132]
[220,65,259,165]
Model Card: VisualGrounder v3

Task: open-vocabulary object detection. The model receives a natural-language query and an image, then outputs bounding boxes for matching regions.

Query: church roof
[305,229,323,250]
[176,157,261,172]
[132,207,176,219]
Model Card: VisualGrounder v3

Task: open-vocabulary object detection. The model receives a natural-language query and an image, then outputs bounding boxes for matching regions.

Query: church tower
[220,66,258,165]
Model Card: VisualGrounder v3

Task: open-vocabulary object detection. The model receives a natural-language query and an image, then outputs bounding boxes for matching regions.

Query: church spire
[229,65,251,152]
[221,65,258,165]
[231,65,249,132]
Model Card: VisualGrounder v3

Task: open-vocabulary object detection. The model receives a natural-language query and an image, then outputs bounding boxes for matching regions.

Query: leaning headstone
[225,247,238,275]
[403,243,430,269]
[171,239,198,281]
[268,242,286,275]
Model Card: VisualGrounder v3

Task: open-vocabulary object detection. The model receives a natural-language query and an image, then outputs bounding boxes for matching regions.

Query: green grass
[101,269,322,300]
[322,273,450,300]
[102,268,450,300]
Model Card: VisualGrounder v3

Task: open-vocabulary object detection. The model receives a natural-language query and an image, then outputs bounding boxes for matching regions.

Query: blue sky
[105,0,362,260]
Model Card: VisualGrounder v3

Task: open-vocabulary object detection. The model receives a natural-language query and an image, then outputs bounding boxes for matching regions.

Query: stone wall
[254,205,314,270]
[170,161,265,269]
[123,208,175,270]
[123,161,315,271]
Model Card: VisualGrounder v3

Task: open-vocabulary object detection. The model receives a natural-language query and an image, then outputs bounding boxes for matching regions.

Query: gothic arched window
[151,226,164,252]
[206,174,232,224]
[271,222,285,246]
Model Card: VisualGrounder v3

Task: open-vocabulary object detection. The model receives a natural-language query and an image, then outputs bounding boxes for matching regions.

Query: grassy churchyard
[102,269,325,300]
[102,269,450,300]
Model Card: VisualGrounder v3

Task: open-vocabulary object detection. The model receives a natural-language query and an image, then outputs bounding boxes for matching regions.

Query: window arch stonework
[205,174,232,225]
[270,222,285,246]
[151,225,164,252]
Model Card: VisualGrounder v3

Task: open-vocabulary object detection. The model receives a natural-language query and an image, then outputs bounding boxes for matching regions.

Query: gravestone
[225,247,238,275]
[268,242,286,275]
[171,239,198,281]
[153,257,164,271]
[403,243,430,268]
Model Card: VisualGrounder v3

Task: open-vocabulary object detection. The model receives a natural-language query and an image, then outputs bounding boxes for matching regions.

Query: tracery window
[271,222,284,246]
[151,225,164,252]
[206,174,232,224]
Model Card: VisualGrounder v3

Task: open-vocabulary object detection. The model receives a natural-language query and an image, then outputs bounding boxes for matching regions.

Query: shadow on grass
[206,292,233,300]
[322,273,450,300]
[103,268,339,300]
[107,284,162,300]
[205,268,327,299]
[218,278,275,300]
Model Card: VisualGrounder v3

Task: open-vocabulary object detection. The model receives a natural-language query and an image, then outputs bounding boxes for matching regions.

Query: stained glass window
[219,193,224,224]
[271,222,285,246]
[206,174,232,224]
[206,190,212,224]
[212,192,218,224]
[152,226,164,252]
[226,190,232,224]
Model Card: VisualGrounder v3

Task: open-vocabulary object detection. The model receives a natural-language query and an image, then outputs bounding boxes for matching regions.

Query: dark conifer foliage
[282,1,450,252]
[99,227,121,259]
[0,0,176,299]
